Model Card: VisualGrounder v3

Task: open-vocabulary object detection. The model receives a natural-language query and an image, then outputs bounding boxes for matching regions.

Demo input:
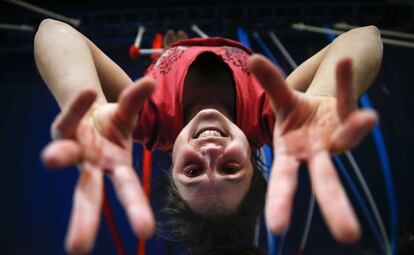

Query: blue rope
[242,29,282,254]
[252,32,286,77]
[237,26,251,49]
[360,94,398,253]
[333,156,385,252]
[323,24,397,254]
[251,29,395,254]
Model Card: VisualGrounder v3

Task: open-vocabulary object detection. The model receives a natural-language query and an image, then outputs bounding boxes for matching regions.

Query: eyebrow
[178,178,203,187]
[178,175,244,188]
[224,176,244,184]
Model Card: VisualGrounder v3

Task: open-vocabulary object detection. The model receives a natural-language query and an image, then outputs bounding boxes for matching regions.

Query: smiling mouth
[193,128,227,139]
[189,109,234,141]
[190,109,231,140]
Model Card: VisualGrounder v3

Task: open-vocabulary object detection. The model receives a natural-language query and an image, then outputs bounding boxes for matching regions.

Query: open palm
[248,55,378,242]
[42,78,156,254]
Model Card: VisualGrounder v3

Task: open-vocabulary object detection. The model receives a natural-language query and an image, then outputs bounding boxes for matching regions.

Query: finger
[41,140,82,169]
[177,30,188,41]
[114,77,156,134]
[265,153,300,234]
[65,162,103,254]
[248,54,297,115]
[52,90,97,139]
[111,165,154,239]
[336,58,354,121]
[163,29,177,48]
[308,150,360,242]
[331,109,378,153]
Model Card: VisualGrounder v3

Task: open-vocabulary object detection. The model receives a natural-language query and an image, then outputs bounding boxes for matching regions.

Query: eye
[221,163,241,175]
[184,165,203,177]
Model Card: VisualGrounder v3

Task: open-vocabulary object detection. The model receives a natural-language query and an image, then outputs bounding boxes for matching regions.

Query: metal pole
[5,0,81,27]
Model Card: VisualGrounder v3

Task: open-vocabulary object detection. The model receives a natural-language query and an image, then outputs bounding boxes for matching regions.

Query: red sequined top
[134,37,275,151]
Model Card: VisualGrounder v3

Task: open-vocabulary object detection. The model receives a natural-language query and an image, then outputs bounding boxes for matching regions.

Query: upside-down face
[172,109,254,216]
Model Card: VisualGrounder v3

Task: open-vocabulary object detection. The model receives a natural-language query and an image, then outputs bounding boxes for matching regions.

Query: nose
[200,143,223,167]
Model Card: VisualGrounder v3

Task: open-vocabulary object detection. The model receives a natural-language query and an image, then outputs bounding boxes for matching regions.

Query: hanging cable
[267,31,317,253]
[237,26,251,48]
[333,156,387,254]
[252,32,285,75]
[150,33,163,60]
[268,29,391,254]
[251,30,292,255]
[276,233,287,255]
[238,27,273,250]
[268,32,298,70]
[359,94,398,254]
[299,195,315,252]
[136,149,153,255]
[344,151,391,254]
[320,24,397,254]
[103,187,126,255]
[135,32,160,255]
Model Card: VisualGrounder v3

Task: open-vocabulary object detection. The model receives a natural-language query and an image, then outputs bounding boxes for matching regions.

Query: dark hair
[153,149,267,253]
[187,243,268,255]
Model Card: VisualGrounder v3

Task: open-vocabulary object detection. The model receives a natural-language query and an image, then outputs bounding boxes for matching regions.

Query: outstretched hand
[42,78,156,254]
[248,55,378,242]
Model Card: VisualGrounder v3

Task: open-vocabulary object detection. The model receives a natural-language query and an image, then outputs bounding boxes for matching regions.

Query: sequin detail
[151,46,187,78]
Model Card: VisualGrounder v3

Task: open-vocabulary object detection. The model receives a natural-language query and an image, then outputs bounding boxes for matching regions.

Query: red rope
[102,32,159,255]
[102,187,126,255]
[151,33,163,60]
[137,149,153,255]
[137,33,159,255]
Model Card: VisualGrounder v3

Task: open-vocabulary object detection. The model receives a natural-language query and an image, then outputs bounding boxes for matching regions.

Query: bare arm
[287,26,383,99]
[34,19,132,108]
[285,45,330,92]
[35,19,156,254]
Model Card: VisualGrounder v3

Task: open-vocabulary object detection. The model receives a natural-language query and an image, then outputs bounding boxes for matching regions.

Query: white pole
[335,22,414,40]
[139,48,164,55]
[268,31,298,69]
[5,0,81,27]
[292,23,414,49]
[0,23,34,32]
[191,24,209,38]
[134,25,145,47]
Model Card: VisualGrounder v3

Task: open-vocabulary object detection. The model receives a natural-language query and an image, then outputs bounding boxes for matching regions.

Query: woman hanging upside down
[34,19,382,254]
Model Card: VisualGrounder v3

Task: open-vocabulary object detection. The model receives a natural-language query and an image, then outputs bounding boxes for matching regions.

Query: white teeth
[197,130,222,139]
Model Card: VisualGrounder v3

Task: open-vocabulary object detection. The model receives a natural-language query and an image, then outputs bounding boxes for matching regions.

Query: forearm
[286,45,330,92]
[83,36,133,102]
[34,19,132,109]
[305,26,383,99]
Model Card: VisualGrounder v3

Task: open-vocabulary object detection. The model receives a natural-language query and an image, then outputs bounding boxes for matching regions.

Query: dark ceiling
[1,0,413,54]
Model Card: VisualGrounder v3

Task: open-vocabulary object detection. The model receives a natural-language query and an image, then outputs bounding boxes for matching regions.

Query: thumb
[114,77,156,133]
[248,54,297,116]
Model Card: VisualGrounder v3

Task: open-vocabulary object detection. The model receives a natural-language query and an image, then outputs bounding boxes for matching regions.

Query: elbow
[363,25,383,58]
[356,25,380,38]
[347,25,380,37]
[34,19,73,49]
[351,25,382,49]
[34,19,75,59]
[346,25,383,58]
[37,18,72,32]
[342,25,381,42]
[38,18,63,30]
